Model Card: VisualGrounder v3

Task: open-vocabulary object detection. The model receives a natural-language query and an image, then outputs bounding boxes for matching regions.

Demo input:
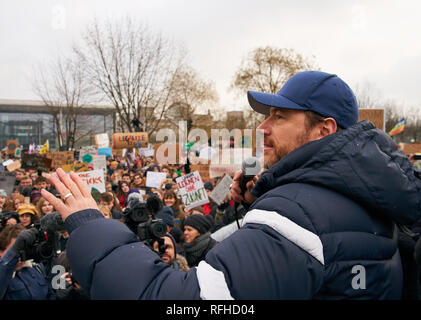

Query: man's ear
[312,118,337,140]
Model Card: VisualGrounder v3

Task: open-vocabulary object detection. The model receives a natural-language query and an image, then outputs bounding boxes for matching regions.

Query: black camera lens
[151,220,167,238]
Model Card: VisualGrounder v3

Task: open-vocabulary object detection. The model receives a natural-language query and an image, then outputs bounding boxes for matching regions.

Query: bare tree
[73,17,185,135]
[165,66,218,129]
[231,46,318,95]
[33,56,93,150]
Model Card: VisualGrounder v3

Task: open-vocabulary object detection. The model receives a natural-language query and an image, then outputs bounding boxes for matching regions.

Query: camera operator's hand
[230,170,259,205]
[10,227,38,256]
[41,168,99,221]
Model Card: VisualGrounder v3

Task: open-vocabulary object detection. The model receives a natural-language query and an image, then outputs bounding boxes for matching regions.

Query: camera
[123,195,167,252]
[0,211,20,233]
[21,223,59,263]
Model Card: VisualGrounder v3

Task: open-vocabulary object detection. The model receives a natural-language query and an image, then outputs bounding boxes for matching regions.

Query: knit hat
[156,206,175,227]
[164,232,177,256]
[30,189,42,202]
[184,214,213,235]
[17,203,38,216]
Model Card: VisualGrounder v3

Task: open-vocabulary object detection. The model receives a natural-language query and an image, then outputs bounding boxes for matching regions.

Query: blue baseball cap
[247,71,359,129]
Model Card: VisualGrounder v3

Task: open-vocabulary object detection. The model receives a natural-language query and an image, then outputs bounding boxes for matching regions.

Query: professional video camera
[20,212,65,263]
[122,194,167,254]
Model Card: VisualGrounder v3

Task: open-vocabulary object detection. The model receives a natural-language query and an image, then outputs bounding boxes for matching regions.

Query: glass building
[0,99,116,150]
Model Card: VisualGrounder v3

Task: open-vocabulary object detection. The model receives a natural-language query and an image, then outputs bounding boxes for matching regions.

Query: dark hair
[0,224,24,251]
[35,176,48,184]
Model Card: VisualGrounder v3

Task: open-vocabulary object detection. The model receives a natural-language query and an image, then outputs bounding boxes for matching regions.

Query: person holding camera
[40,71,421,300]
[0,224,55,300]
[152,233,189,272]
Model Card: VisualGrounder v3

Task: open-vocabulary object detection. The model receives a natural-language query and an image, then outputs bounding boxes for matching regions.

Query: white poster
[146,171,167,188]
[176,171,209,209]
[76,169,106,193]
[95,133,110,148]
[92,155,107,172]
[209,174,233,205]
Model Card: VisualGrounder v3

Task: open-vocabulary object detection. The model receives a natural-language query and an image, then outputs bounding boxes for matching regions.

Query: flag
[388,118,406,136]
[40,140,49,155]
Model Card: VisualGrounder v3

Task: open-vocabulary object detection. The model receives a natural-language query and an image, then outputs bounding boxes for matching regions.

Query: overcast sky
[1,0,420,115]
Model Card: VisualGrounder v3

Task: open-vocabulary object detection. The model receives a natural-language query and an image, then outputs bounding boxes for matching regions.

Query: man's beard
[264,130,312,168]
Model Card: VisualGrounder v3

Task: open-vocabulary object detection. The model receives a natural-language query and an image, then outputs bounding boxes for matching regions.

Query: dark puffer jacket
[65,121,421,299]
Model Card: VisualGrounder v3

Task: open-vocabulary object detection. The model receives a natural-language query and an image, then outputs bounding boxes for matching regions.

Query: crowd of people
[0,150,242,300]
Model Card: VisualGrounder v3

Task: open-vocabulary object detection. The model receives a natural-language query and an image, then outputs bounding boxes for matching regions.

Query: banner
[209,164,240,178]
[61,162,89,173]
[76,169,106,193]
[176,171,209,210]
[0,171,16,197]
[209,174,233,205]
[95,133,110,148]
[97,147,113,158]
[21,153,52,172]
[145,171,167,188]
[112,132,148,149]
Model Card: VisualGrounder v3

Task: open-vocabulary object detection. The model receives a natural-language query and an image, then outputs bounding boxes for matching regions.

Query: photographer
[41,71,421,299]
[152,233,189,272]
[0,224,55,300]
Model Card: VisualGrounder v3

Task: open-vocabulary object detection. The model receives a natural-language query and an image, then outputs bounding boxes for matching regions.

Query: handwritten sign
[112,132,148,149]
[92,155,107,172]
[6,160,21,172]
[176,171,209,209]
[46,151,74,168]
[209,174,233,205]
[21,153,52,172]
[146,171,167,189]
[209,164,240,178]
[76,170,106,193]
[95,133,110,148]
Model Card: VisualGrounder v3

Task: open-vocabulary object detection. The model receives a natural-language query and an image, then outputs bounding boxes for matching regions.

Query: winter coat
[64,121,421,299]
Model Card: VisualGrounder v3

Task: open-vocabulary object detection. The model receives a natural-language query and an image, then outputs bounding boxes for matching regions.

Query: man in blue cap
[40,71,421,299]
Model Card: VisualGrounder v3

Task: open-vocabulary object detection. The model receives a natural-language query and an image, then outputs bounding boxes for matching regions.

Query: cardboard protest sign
[46,151,74,169]
[359,109,385,131]
[21,153,52,172]
[145,171,167,188]
[61,162,89,173]
[190,164,210,183]
[112,132,148,149]
[6,160,21,172]
[95,133,110,148]
[7,140,18,155]
[209,174,233,205]
[176,171,209,209]
[0,171,16,197]
[76,169,106,194]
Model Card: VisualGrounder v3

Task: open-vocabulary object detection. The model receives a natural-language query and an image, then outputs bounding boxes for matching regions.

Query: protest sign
[97,147,113,158]
[2,160,14,167]
[6,140,18,155]
[0,171,16,197]
[146,171,167,189]
[92,155,107,171]
[6,160,21,172]
[46,151,74,169]
[112,132,148,149]
[79,146,97,160]
[190,164,210,182]
[209,174,233,205]
[176,171,209,209]
[95,133,110,148]
[76,170,106,193]
[61,162,89,173]
[21,153,52,172]
[359,109,385,131]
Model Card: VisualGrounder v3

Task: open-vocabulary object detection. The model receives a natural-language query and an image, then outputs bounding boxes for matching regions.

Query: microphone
[240,157,262,197]
[40,212,65,232]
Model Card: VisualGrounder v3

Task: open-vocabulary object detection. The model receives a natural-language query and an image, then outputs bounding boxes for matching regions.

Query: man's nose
[257,117,271,135]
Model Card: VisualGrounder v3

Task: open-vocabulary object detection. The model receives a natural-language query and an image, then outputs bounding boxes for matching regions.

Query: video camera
[122,195,167,253]
[20,222,60,263]
[0,211,20,233]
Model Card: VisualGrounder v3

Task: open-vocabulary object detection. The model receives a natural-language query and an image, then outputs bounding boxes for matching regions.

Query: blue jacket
[0,250,55,300]
[65,121,421,299]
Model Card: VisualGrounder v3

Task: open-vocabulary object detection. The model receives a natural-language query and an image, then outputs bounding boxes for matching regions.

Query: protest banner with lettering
[146,171,167,189]
[76,170,106,193]
[95,133,110,148]
[21,153,52,172]
[112,132,148,149]
[0,171,16,197]
[176,171,209,210]
[61,162,89,173]
[209,174,233,205]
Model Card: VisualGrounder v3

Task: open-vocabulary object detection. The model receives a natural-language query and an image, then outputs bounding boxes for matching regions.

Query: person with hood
[152,233,189,272]
[40,71,421,299]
